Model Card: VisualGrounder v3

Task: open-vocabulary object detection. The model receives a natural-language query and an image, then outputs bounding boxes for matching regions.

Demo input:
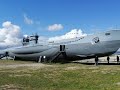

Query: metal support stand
[13,56,15,61]
[38,56,42,63]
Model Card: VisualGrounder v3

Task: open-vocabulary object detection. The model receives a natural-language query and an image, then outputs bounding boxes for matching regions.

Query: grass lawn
[0,60,120,90]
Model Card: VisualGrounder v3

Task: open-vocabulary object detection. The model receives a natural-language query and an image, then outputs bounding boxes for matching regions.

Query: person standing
[107,56,110,64]
[95,56,99,66]
[117,56,119,64]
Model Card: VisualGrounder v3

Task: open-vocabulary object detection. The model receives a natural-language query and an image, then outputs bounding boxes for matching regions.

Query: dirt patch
[116,82,120,85]
[65,66,80,70]
[92,70,99,73]
[9,74,31,77]
[88,66,99,69]
[0,63,52,69]
[0,84,23,90]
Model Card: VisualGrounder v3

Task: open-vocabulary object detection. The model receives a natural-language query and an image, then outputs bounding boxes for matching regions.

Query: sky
[0,0,120,46]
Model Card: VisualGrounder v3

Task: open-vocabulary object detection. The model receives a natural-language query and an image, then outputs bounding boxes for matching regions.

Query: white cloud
[0,21,87,49]
[48,24,63,31]
[0,21,22,47]
[38,36,48,44]
[24,14,33,25]
[48,29,87,41]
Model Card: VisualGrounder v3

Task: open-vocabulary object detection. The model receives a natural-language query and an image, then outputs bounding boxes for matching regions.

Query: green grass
[0,60,120,90]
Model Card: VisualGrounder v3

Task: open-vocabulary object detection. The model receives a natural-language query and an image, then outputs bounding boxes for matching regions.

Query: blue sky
[0,0,120,37]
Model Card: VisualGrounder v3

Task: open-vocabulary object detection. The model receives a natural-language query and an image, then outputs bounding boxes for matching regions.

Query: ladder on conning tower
[60,45,65,52]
